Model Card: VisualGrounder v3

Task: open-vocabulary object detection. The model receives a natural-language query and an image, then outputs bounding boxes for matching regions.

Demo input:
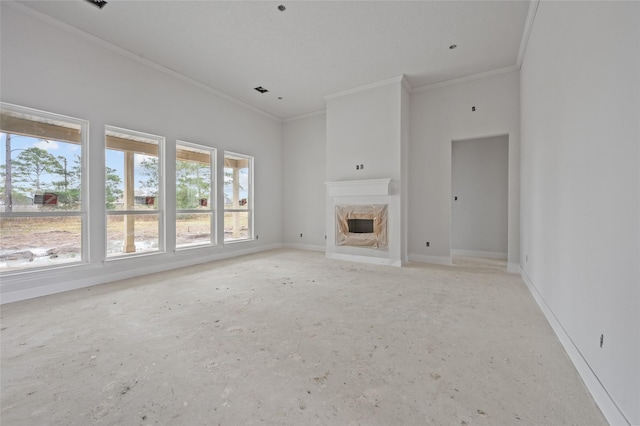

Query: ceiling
[14,0,531,121]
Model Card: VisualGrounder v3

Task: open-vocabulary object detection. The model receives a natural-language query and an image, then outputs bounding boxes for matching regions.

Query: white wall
[452,135,509,257]
[520,2,639,424]
[0,5,283,302]
[325,78,407,265]
[401,82,410,263]
[326,81,402,183]
[409,71,520,268]
[282,113,326,250]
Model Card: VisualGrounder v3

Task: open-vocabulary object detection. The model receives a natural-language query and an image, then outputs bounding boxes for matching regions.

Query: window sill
[223,238,254,245]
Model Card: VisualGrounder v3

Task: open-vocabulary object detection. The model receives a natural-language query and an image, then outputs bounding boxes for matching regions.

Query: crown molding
[3,1,281,123]
[400,75,413,93]
[517,0,540,68]
[412,65,519,94]
[282,109,326,123]
[324,75,407,101]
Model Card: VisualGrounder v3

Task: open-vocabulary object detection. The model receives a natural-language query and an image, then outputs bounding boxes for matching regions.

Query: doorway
[451,135,509,259]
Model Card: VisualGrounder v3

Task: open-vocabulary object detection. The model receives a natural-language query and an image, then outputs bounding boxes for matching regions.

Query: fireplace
[335,204,388,250]
[325,178,402,266]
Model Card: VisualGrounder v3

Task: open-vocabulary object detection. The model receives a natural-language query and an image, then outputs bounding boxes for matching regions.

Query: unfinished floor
[1,249,605,425]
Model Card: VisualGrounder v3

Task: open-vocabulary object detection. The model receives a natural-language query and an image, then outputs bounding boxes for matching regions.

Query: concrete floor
[1,249,606,425]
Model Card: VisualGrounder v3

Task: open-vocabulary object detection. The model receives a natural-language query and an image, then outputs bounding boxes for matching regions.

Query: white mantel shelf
[326,178,391,197]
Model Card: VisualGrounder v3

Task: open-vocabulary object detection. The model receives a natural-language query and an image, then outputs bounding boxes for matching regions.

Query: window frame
[223,151,254,243]
[104,125,165,260]
[0,102,89,274]
[175,140,216,249]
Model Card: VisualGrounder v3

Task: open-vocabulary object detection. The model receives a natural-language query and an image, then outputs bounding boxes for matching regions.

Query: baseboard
[451,249,508,259]
[507,262,520,274]
[1,244,283,304]
[282,243,325,252]
[1,264,108,305]
[520,267,630,426]
[407,253,453,266]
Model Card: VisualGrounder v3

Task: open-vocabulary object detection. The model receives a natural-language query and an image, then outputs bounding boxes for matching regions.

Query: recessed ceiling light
[254,86,269,94]
[449,44,457,50]
[277,5,286,12]
[84,0,107,9]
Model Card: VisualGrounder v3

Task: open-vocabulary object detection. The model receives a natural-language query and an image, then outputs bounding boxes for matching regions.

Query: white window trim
[104,125,165,260]
[0,102,89,275]
[175,140,216,250]
[223,151,254,244]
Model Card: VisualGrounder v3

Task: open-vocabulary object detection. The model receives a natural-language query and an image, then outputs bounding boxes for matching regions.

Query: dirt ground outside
[1,214,249,271]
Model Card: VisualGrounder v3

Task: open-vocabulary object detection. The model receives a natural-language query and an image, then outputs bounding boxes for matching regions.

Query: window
[105,126,164,257]
[224,152,253,242]
[1,103,88,271]
[176,141,215,248]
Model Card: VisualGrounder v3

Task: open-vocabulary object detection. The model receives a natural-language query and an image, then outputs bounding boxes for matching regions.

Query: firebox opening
[335,204,388,250]
[347,219,374,234]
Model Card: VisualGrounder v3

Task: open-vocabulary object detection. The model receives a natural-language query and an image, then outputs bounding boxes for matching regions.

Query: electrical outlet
[300,233,303,238]
[426,242,430,247]
[600,334,604,348]
[256,235,259,239]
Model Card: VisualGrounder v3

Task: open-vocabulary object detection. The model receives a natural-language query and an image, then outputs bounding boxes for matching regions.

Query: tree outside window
[223,152,252,242]
[1,104,87,271]
[105,127,164,257]
[176,142,214,248]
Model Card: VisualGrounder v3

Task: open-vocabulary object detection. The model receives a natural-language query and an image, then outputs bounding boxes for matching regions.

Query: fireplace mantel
[326,178,391,197]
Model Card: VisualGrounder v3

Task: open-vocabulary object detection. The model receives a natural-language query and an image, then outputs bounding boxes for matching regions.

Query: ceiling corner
[517,0,540,69]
